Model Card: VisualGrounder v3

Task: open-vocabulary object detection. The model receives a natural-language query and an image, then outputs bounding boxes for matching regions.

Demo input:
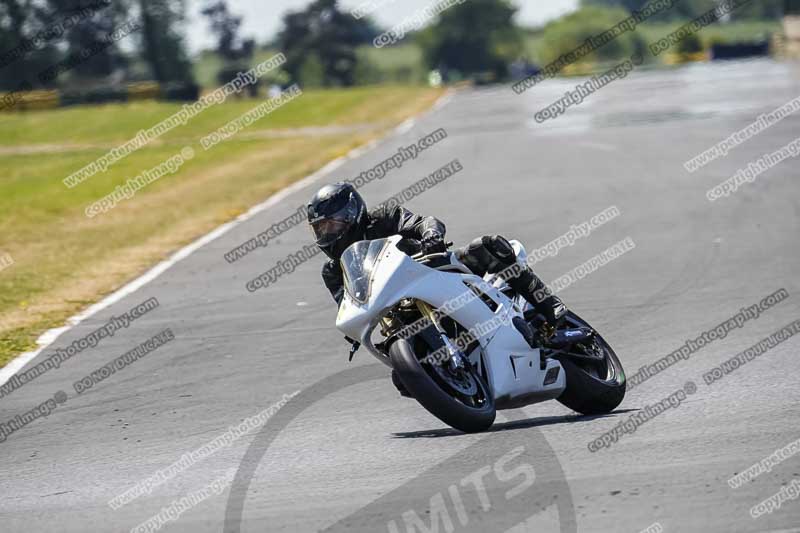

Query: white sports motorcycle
[336,235,626,433]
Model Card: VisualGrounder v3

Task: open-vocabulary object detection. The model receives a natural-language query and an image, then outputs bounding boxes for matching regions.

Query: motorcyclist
[307,182,567,331]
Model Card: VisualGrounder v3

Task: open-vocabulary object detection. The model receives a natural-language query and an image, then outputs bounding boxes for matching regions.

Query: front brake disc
[433,364,478,396]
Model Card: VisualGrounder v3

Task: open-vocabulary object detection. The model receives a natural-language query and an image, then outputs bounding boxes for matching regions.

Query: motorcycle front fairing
[335,236,566,408]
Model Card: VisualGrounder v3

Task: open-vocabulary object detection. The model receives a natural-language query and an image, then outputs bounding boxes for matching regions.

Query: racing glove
[421,231,447,254]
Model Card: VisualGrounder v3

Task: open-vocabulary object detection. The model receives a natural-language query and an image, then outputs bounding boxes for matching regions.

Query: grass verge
[0,85,443,368]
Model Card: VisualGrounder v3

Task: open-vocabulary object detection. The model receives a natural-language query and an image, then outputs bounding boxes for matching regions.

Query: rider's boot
[456,235,568,330]
[504,266,567,330]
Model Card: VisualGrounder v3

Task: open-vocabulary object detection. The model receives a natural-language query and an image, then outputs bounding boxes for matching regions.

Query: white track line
[0,91,454,387]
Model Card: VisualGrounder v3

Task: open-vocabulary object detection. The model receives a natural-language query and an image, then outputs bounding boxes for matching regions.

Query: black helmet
[307,182,368,260]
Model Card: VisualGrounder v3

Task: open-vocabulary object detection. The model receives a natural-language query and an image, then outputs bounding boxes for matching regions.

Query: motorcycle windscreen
[340,239,389,304]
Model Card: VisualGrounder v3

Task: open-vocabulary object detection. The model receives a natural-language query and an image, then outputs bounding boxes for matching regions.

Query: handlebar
[408,240,454,260]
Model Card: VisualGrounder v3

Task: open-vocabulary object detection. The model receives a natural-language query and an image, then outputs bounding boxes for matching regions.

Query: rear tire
[554,312,626,415]
[389,338,495,433]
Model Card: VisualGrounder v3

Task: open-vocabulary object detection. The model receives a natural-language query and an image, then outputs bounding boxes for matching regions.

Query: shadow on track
[391,409,638,439]
[224,364,579,532]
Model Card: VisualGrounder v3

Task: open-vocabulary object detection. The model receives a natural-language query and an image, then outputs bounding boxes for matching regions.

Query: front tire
[554,312,626,415]
[389,338,496,433]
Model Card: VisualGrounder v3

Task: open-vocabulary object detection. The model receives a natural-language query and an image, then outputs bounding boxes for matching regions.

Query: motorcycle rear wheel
[553,311,626,415]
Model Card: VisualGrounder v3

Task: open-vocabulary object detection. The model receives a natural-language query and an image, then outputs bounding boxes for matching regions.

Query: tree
[40,0,133,83]
[730,0,783,20]
[417,0,523,81]
[201,0,256,92]
[582,0,714,20]
[582,0,783,20]
[0,0,59,89]
[277,0,377,87]
[538,5,648,64]
[201,1,255,61]
[137,0,194,84]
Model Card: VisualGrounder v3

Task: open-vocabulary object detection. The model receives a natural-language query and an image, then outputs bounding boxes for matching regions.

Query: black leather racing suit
[320,205,564,325]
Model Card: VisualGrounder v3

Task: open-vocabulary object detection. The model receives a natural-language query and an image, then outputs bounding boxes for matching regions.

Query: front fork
[415,301,467,371]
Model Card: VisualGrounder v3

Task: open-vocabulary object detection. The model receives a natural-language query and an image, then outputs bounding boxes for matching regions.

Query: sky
[185,0,580,53]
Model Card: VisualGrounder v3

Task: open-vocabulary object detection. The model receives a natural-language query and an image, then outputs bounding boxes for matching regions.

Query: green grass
[194,44,428,89]
[636,20,780,46]
[357,43,427,84]
[193,48,286,88]
[522,20,782,65]
[1,86,416,147]
[0,85,443,367]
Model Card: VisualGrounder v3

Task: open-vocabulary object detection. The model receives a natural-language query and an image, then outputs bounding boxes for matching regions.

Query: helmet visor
[311,218,352,246]
[308,190,362,249]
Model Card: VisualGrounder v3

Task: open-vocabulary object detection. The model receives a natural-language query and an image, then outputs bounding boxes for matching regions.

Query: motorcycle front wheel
[389,337,496,433]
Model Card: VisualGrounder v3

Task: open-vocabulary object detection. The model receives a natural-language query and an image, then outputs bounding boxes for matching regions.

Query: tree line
[0,0,789,93]
[0,0,193,91]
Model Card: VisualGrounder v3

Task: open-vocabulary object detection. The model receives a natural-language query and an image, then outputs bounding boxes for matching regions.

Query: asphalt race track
[2,59,799,533]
